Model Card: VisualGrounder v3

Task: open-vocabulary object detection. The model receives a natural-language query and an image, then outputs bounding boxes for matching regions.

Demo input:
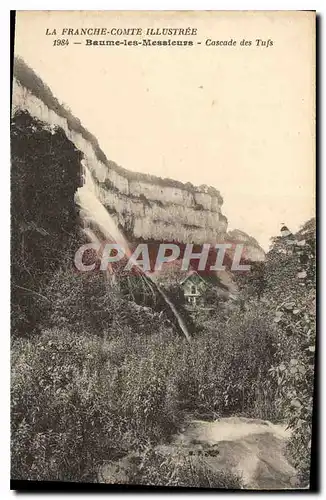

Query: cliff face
[12,58,227,246]
[12,56,265,275]
[98,182,227,244]
[227,230,265,262]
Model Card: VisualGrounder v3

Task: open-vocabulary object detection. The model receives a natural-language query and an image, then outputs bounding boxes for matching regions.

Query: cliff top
[13,57,223,203]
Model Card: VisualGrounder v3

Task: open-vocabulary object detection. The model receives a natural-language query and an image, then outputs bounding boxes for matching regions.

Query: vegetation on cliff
[11,111,82,337]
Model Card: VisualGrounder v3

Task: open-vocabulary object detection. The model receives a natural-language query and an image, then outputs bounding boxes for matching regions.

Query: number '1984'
[53,39,69,46]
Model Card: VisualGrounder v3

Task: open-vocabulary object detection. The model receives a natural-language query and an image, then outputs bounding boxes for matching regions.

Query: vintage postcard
[11,10,316,490]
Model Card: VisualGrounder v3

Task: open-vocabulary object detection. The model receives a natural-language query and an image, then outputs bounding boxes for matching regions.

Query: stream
[99,416,298,489]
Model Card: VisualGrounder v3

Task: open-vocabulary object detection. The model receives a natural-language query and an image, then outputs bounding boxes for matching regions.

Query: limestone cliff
[12,57,227,246]
[227,230,265,262]
[98,181,227,244]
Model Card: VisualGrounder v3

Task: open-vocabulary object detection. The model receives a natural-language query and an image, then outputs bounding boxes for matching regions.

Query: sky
[14,11,315,250]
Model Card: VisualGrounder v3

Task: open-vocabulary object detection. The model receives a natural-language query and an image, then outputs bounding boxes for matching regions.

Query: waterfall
[76,160,192,342]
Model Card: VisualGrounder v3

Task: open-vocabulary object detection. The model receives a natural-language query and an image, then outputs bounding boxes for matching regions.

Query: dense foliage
[264,220,316,485]
[125,447,242,488]
[11,111,82,337]
[235,220,316,485]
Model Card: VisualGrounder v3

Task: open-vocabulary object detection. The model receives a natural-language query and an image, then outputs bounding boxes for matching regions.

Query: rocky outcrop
[98,182,227,244]
[12,57,227,246]
[227,229,265,262]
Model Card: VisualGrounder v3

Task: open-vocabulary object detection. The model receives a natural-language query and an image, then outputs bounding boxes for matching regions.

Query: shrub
[263,221,316,485]
[177,307,277,420]
[12,329,116,481]
[127,447,243,488]
[42,267,171,337]
[11,327,185,482]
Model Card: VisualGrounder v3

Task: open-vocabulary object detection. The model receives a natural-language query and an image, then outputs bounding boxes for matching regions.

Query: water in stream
[100,416,298,489]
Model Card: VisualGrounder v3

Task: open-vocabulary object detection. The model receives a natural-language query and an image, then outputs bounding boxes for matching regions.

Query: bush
[127,447,243,488]
[12,328,115,481]
[42,267,171,337]
[263,221,316,485]
[11,327,185,481]
[177,307,277,420]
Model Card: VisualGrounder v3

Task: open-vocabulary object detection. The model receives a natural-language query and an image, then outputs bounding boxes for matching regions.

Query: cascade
[76,160,192,342]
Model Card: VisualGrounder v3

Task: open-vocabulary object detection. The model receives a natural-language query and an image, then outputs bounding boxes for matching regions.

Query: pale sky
[15,11,315,250]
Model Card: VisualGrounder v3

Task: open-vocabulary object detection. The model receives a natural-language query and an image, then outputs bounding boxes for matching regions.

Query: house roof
[179,270,207,286]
